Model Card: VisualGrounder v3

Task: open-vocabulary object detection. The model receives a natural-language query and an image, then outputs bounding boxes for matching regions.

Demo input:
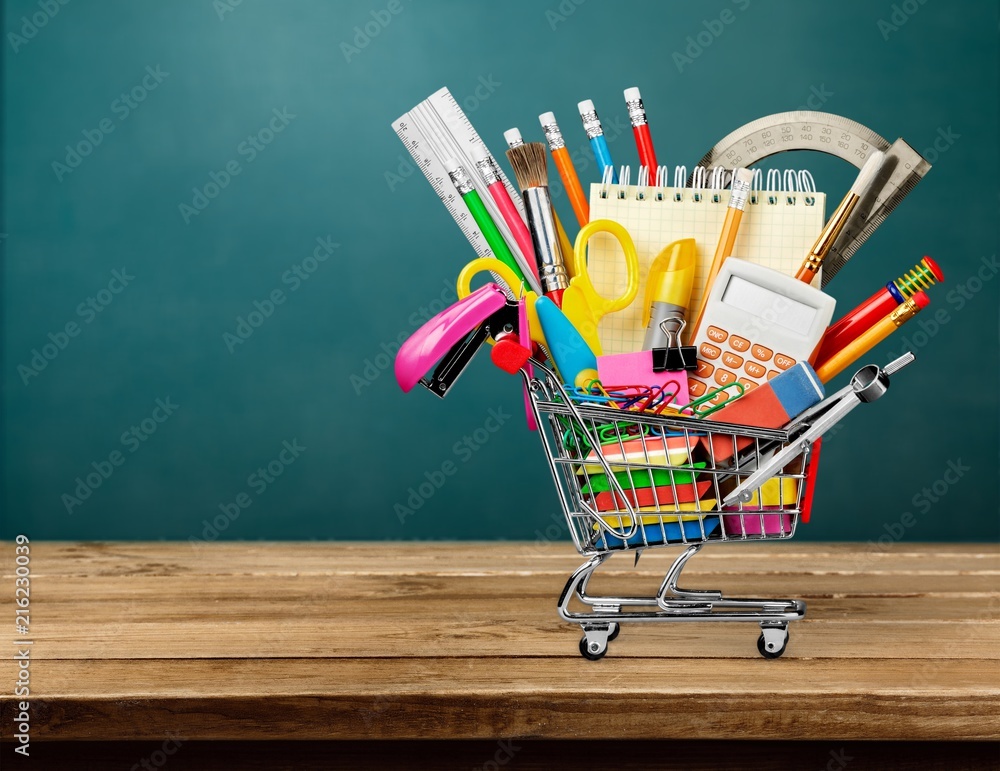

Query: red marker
[815,256,943,370]
[624,87,658,181]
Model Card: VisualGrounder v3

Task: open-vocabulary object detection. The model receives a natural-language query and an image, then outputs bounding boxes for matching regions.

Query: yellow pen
[642,238,697,350]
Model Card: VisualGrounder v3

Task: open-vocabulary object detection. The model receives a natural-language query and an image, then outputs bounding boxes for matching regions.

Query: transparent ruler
[393,88,527,271]
[695,111,932,287]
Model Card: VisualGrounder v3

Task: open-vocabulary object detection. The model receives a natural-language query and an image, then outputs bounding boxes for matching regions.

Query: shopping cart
[524,352,915,659]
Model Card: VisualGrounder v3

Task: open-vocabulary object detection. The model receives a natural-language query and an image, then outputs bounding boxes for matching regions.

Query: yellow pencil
[688,168,754,340]
[815,292,928,383]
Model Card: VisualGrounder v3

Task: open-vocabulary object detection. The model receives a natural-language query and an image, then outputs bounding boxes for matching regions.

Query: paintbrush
[505,141,569,307]
[795,149,885,284]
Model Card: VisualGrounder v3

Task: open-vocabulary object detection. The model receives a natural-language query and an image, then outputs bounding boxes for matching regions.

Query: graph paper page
[587,184,826,355]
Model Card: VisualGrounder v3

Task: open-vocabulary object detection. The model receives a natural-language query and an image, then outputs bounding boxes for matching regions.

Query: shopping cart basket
[524,352,915,659]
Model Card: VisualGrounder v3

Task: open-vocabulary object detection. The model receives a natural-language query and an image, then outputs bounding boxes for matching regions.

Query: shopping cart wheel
[607,622,620,642]
[579,635,608,661]
[757,625,789,659]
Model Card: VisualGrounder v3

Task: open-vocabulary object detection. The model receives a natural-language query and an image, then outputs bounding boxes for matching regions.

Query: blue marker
[578,100,617,184]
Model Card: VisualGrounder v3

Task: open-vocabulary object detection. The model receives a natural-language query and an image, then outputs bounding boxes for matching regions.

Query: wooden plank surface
[1,541,998,742]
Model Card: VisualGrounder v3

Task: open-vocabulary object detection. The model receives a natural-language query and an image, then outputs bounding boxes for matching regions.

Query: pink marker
[471,143,541,293]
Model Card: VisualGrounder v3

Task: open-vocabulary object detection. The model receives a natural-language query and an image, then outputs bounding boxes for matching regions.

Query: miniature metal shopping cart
[523,353,914,660]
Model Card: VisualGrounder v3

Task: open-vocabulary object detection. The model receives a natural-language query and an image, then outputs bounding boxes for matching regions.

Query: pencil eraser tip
[923,255,944,282]
[734,167,755,184]
[538,111,556,125]
[469,144,489,162]
[503,128,522,146]
[624,86,641,101]
[912,290,930,309]
[578,99,595,113]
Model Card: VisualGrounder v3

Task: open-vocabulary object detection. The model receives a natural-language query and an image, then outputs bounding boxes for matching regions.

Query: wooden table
[1,542,998,769]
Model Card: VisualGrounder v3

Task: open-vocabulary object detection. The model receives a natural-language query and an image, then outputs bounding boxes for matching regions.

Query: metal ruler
[695,111,931,286]
[392,88,527,269]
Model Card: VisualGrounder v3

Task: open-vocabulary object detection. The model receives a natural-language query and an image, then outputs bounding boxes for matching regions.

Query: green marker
[445,158,527,287]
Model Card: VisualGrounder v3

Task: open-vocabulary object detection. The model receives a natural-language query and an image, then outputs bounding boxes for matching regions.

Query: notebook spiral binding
[598,165,818,207]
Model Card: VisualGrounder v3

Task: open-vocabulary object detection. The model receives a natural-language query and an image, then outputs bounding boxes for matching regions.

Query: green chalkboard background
[2,0,997,543]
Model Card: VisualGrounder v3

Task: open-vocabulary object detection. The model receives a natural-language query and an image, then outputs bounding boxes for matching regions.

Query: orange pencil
[539,111,589,227]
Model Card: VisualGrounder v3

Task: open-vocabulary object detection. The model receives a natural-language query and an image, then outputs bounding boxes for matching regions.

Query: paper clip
[681,382,746,418]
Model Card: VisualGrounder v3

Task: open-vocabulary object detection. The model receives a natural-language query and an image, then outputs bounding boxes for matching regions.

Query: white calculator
[688,260,836,407]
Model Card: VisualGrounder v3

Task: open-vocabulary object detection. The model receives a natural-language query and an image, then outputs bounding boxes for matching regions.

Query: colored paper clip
[630,382,681,414]
[682,383,746,418]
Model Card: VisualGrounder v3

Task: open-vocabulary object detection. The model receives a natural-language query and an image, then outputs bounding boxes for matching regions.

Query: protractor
[696,111,932,286]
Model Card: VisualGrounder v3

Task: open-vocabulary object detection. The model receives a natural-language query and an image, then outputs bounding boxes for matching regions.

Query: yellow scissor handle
[456,258,546,348]
[457,257,524,300]
[570,219,639,314]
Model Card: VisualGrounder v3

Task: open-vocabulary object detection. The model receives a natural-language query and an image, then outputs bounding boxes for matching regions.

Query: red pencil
[624,86,658,180]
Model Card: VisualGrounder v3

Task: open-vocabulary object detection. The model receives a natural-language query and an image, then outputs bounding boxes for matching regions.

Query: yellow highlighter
[642,238,697,350]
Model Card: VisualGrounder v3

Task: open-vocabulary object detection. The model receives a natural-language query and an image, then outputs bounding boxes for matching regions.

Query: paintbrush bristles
[850,149,885,196]
[506,142,549,191]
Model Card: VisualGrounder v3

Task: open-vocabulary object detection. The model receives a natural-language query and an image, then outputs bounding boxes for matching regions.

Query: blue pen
[578,99,617,184]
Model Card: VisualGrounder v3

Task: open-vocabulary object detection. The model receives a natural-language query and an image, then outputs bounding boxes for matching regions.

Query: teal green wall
[2,0,997,542]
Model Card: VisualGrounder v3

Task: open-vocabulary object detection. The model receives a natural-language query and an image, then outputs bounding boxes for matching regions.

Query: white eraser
[443,157,460,174]
[469,143,489,162]
[538,111,557,126]
[503,128,522,146]
[624,86,641,101]
[578,99,595,114]
[734,167,755,185]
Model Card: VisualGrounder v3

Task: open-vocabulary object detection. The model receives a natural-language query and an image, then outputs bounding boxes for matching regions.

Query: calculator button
[721,352,743,369]
[710,390,730,405]
[744,361,766,378]
[767,370,781,381]
[751,344,773,362]
[706,326,728,343]
[695,360,714,379]
[714,369,737,386]
[774,354,796,370]
[688,380,707,397]
[729,335,750,352]
[699,342,721,360]
[738,378,758,392]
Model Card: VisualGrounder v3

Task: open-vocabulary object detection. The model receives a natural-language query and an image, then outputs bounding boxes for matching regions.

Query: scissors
[457,258,547,350]
[560,219,640,356]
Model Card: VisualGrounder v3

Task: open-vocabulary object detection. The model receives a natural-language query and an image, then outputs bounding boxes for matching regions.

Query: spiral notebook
[587,167,826,355]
